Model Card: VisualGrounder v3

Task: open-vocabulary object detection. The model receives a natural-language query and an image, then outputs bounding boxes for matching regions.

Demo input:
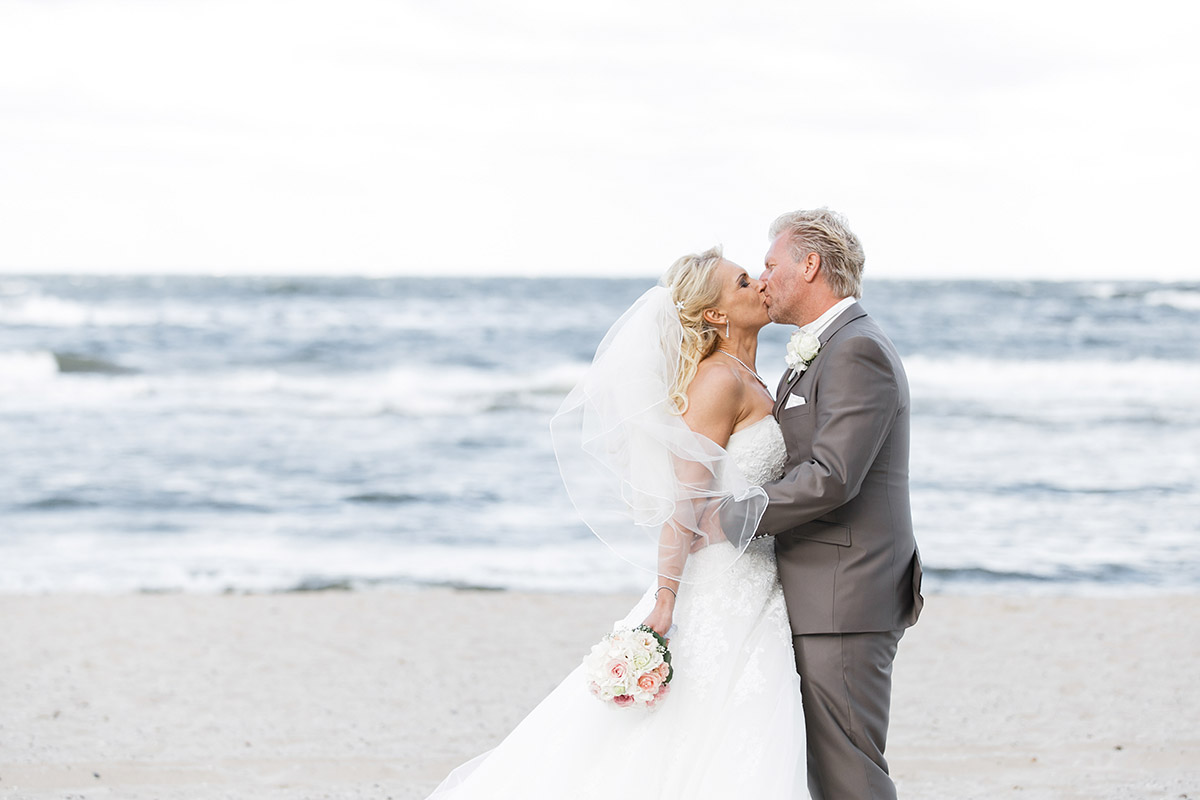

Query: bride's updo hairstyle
[661,245,725,415]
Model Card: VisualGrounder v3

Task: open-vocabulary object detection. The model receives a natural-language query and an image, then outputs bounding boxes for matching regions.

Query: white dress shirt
[801,296,858,339]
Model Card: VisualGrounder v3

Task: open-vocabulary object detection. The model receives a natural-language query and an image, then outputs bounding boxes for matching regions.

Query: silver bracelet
[654,586,677,600]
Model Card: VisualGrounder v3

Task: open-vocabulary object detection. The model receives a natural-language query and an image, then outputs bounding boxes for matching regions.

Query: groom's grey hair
[770,208,865,299]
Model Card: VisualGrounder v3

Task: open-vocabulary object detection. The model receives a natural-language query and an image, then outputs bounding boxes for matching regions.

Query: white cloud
[0,0,1196,278]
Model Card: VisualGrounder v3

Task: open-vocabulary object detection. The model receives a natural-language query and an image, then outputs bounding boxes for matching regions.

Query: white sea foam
[906,354,1200,392]
[905,355,1200,423]
[1083,282,1121,300]
[0,358,590,418]
[3,516,1191,596]
[0,294,95,326]
[0,288,619,333]
[2,293,130,327]
[0,289,364,330]
[1145,289,1200,311]
[4,353,1197,428]
[0,350,59,382]
[0,279,35,297]
[0,531,645,594]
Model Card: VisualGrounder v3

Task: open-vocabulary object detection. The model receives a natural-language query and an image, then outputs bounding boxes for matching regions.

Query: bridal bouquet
[582,624,673,710]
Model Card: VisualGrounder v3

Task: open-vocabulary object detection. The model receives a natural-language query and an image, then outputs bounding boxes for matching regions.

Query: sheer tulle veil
[550,285,768,583]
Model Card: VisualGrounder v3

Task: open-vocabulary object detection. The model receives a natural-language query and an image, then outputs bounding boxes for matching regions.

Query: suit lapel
[772,302,867,417]
[773,368,799,417]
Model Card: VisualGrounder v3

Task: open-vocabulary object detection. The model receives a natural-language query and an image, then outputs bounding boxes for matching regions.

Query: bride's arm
[641,365,744,636]
[641,533,682,637]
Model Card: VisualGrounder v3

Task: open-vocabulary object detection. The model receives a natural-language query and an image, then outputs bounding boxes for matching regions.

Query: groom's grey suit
[756,301,922,800]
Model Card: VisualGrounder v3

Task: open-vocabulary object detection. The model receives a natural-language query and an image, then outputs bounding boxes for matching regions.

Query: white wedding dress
[427,416,807,799]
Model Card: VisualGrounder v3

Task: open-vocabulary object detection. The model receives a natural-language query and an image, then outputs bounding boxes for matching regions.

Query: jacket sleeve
[757,334,899,537]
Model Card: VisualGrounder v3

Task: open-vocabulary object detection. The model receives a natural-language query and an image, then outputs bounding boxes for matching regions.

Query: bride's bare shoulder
[689,357,744,399]
[682,359,744,441]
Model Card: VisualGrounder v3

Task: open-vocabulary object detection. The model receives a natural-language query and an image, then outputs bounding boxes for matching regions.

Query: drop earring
[725,320,730,339]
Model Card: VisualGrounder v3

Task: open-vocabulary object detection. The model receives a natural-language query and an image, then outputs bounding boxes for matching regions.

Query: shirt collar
[801,296,858,339]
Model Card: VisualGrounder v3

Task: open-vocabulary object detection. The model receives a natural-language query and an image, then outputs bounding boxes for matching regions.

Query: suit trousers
[793,629,904,800]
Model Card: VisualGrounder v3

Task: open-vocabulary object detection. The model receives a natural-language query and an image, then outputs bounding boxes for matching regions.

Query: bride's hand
[641,599,675,640]
[641,607,673,639]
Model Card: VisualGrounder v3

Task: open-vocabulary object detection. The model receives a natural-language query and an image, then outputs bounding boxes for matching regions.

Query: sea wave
[12,492,271,513]
[4,353,1198,426]
[0,527,1190,595]
[0,350,59,381]
[0,533,645,594]
[0,293,341,329]
[0,294,98,327]
[0,278,37,297]
[0,349,136,379]
[19,496,101,510]
[0,357,589,417]
[984,480,1192,496]
[1145,289,1200,312]
[905,354,1200,389]
[905,355,1200,424]
[923,563,1157,586]
[0,286,627,334]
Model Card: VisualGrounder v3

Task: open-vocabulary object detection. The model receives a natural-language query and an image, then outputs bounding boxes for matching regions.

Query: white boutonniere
[785,330,821,380]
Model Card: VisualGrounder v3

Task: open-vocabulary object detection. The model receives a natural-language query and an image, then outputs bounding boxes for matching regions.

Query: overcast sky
[1,0,1197,279]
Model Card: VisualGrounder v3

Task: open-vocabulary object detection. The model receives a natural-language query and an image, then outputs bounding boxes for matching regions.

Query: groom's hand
[719,504,768,546]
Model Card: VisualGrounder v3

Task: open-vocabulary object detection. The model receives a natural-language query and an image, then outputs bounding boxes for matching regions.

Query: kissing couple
[427,208,924,800]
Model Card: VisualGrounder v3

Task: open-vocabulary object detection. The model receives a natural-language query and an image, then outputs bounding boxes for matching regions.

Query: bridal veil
[550,285,768,583]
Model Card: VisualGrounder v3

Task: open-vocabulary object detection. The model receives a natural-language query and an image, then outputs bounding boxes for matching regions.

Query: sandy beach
[1,590,1197,799]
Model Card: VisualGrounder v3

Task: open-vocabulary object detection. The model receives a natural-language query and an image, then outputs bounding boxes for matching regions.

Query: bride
[426,247,807,798]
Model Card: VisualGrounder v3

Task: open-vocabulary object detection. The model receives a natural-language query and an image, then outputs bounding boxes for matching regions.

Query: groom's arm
[757,334,899,537]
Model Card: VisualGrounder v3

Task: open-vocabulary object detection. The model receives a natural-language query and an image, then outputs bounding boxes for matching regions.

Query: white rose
[785,330,821,371]
[791,331,820,361]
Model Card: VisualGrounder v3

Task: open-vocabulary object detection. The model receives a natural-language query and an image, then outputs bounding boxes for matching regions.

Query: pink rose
[606,660,627,680]
[613,694,635,707]
[637,672,661,693]
[588,682,601,696]
[655,663,671,680]
[646,682,670,709]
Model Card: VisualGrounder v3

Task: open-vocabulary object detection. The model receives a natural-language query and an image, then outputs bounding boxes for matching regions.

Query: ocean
[1,275,1197,595]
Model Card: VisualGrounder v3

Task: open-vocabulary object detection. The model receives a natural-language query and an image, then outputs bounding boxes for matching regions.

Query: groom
[754,208,922,800]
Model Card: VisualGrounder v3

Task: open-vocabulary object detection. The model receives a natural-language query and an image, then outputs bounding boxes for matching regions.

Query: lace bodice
[726,416,787,487]
[673,415,786,588]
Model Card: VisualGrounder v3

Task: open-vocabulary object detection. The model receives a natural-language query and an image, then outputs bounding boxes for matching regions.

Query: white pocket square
[784,394,807,409]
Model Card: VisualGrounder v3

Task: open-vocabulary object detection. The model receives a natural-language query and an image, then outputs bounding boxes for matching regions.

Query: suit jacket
[758,302,923,636]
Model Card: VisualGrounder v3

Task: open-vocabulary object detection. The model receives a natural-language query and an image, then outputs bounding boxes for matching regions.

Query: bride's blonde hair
[661,246,725,415]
